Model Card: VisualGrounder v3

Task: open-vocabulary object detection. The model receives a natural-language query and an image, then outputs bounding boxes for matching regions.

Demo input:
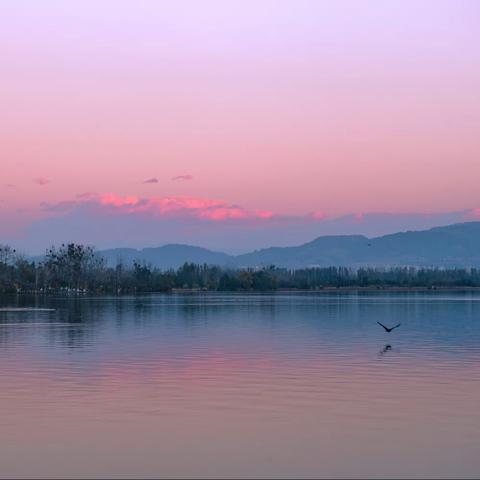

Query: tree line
[2,243,480,294]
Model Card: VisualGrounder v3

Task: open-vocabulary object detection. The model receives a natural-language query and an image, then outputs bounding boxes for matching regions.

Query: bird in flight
[377,321,401,333]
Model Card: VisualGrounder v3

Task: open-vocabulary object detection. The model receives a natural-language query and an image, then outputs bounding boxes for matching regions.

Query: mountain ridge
[98,221,480,269]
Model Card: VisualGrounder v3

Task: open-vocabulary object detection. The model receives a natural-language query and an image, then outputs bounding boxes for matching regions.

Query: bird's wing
[377,321,388,331]
[391,323,401,330]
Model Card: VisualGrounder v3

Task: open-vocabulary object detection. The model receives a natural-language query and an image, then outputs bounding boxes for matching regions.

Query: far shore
[275,286,480,292]
[3,286,480,296]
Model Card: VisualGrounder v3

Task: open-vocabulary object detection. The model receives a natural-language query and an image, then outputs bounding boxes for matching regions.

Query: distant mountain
[234,222,480,268]
[97,222,480,269]
[100,244,232,269]
[234,235,369,268]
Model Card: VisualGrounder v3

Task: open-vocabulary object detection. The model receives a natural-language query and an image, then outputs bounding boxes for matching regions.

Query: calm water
[0,292,479,478]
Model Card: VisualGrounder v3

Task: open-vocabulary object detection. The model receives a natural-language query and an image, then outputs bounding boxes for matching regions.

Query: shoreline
[3,286,480,296]
[275,286,480,292]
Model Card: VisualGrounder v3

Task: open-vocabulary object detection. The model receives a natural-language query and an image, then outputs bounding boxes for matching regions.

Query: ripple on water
[0,292,479,478]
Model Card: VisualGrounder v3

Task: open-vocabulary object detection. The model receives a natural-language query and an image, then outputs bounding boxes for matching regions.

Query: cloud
[40,200,79,213]
[33,177,50,186]
[26,193,329,254]
[11,195,479,254]
[142,177,159,184]
[306,210,326,221]
[462,208,480,220]
[353,212,364,223]
[20,190,326,228]
[75,192,95,199]
[90,193,276,222]
[172,174,193,181]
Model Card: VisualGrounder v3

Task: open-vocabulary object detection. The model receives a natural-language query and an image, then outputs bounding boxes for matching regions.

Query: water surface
[0,292,479,478]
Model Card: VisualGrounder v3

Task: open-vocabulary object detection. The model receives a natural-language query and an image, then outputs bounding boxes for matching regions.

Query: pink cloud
[463,208,480,220]
[33,177,50,186]
[143,178,159,184]
[172,175,193,181]
[75,192,95,199]
[353,212,365,223]
[75,192,95,200]
[95,194,275,222]
[40,200,78,213]
[40,194,338,232]
[307,211,326,221]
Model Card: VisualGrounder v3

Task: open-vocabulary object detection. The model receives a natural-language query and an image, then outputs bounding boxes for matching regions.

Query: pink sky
[1,1,480,251]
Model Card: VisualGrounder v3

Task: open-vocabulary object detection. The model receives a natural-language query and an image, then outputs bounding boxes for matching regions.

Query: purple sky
[1,1,479,252]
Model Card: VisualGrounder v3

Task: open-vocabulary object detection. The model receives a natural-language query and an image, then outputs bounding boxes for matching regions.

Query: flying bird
[377,321,401,333]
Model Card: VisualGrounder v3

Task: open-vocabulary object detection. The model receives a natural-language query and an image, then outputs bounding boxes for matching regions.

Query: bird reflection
[378,344,393,356]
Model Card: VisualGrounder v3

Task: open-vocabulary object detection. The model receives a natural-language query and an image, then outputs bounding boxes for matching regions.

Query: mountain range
[99,221,480,269]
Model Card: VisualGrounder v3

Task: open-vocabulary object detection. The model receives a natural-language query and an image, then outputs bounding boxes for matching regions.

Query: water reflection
[379,344,393,356]
[0,292,479,478]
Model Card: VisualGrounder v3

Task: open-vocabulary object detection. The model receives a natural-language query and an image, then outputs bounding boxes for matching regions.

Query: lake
[0,292,479,478]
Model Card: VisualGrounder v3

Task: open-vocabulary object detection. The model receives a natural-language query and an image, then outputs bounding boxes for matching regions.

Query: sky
[1,0,480,253]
